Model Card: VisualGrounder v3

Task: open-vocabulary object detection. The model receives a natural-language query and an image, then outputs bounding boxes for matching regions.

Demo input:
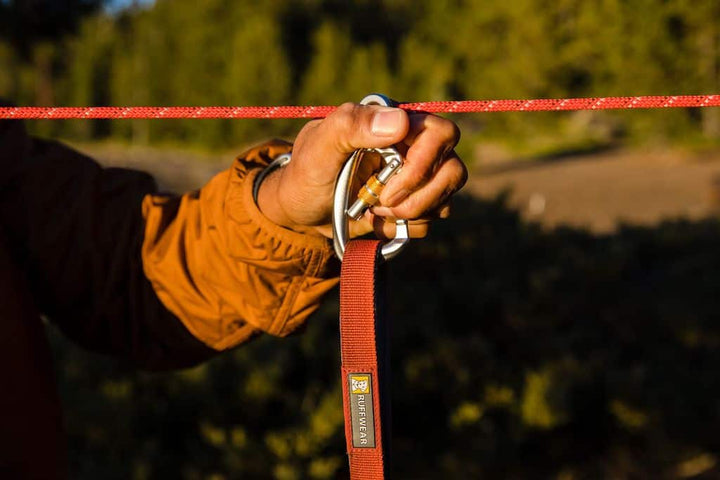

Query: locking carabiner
[332,94,410,262]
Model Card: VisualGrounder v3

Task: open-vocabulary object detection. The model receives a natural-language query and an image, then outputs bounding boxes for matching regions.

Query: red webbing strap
[340,240,390,479]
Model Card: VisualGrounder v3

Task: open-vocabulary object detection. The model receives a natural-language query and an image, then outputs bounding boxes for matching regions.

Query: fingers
[350,111,465,232]
[304,102,410,162]
[378,113,461,207]
[287,103,410,194]
[438,203,452,219]
[372,152,466,220]
[279,101,463,240]
[373,216,431,239]
[349,205,448,239]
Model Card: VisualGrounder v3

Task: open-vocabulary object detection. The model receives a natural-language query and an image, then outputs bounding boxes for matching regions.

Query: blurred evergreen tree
[6,0,719,147]
[299,21,355,106]
[0,41,19,99]
[223,5,293,145]
[63,14,116,139]
[682,1,720,138]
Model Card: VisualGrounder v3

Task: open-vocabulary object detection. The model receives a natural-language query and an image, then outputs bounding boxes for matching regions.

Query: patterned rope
[1,94,718,119]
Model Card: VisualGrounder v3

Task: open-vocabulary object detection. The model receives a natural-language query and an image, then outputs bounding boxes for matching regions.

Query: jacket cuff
[223,141,339,338]
[224,140,338,279]
[142,140,339,352]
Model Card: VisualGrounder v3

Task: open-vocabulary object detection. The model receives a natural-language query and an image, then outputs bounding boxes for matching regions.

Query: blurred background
[3,0,720,478]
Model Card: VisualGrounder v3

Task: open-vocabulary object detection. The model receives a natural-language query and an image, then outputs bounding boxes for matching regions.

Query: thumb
[318,102,409,158]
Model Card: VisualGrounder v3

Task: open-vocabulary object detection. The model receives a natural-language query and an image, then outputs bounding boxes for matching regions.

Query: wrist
[255,158,326,237]
[256,166,291,227]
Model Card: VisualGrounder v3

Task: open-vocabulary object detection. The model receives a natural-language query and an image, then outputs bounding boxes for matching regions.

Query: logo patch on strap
[348,374,376,448]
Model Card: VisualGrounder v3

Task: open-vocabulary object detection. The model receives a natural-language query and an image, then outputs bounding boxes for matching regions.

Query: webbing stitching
[340,240,388,479]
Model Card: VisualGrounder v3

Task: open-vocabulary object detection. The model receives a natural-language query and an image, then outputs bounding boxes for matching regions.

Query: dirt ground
[71,142,231,194]
[468,148,720,232]
[74,142,720,234]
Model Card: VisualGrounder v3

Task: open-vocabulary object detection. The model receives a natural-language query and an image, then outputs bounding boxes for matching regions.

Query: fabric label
[348,373,376,448]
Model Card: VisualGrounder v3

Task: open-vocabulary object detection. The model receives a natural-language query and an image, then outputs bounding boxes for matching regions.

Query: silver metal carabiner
[332,94,410,262]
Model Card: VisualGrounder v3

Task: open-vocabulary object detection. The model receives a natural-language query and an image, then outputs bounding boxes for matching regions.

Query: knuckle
[336,102,357,115]
[416,170,434,187]
[446,157,468,190]
[295,120,321,145]
[439,205,452,219]
[394,196,425,220]
[328,102,363,150]
[455,161,469,189]
[331,102,358,127]
[405,166,432,188]
[305,119,322,129]
[439,119,461,146]
[449,122,462,145]
[331,103,361,126]
[427,115,461,145]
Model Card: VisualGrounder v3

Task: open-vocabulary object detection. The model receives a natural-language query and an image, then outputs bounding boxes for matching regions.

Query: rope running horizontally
[1,94,718,119]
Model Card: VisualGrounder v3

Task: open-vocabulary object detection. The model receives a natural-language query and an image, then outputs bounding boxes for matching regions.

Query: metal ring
[332,94,410,261]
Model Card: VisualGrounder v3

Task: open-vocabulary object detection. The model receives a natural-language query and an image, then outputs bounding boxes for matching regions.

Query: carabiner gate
[332,94,410,262]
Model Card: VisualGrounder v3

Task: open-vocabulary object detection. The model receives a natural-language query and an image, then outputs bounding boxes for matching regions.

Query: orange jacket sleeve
[0,113,338,369]
[142,140,340,351]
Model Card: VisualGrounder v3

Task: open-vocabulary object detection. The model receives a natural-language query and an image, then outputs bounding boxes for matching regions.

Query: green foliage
[0,42,20,102]
[49,194,720,477]
[4,1,720,476]
[521,369,563,429]
[1,0,719,149]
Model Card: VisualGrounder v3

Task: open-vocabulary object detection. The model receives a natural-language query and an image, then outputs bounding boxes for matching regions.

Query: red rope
[1,94,718,119]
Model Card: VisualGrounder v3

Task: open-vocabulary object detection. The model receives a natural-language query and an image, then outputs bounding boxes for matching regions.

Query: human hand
[256,102,467,239]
